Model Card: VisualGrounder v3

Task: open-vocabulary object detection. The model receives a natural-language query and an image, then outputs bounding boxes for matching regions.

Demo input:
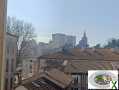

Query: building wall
[5,33,17,90]
[39,59,47,72]
[39,42,50,55]
[21,40,39,79]
[0,0,7,89]
[66,36,76,48]
[111,62,119,70]
[38,33,76,57]
[52,33,76,48]
[22,58,38,79]
[52,33,67,47]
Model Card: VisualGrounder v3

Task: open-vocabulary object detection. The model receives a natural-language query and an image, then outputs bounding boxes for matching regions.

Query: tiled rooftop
[39,48,119,60]
[64,61,113,73]
[40,69,73,88]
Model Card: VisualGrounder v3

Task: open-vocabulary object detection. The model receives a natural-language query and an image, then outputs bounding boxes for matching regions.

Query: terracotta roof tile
[39,48,119,60]
[40,69,73,88]
[64,61,113,73]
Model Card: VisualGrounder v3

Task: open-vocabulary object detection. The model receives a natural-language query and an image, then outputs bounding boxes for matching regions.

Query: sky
[7,0,119,46]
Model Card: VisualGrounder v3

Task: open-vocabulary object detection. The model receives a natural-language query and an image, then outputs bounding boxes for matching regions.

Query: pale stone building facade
[38,33,76,56]
[21,40,39,79]
[5,32,18,90]
[51,33,76,48]
[0,0,7,89]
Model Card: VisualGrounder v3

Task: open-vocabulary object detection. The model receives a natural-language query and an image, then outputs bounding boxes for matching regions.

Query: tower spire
[83,30,86,37]
[77,30,89,48]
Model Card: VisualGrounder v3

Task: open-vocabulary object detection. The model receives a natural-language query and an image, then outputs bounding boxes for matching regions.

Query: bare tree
[7,16,36,66]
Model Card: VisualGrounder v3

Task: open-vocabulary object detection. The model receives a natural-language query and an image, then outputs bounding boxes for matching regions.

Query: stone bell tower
[77,31,89,48]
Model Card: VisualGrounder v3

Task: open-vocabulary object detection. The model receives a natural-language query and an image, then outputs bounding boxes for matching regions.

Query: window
[12,48,15,54]
[30,65,32,73]
[74,76,78,84]
[72,75,81,84]
[10,78,13,89]
[6,59,9,72]
[5,78,8,90]
[30,60,32,62]
[86,75,88,84]
[11,59,14,72]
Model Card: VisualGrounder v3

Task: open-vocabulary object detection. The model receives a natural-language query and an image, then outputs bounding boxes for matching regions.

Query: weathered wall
[0,0,7,90]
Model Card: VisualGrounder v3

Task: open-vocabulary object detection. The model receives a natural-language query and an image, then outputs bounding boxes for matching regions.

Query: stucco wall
[0,0,7,90]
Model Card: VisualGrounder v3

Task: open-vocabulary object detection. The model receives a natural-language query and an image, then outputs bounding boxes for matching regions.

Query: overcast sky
[7,0,119,46]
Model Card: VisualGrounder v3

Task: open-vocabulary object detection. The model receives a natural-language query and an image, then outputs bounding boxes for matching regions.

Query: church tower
[77,32,89,48]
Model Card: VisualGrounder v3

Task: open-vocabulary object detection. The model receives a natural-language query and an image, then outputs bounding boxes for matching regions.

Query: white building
[5,32,18,90]
[21,40,39,79]
[38,42,49,55]
[66,35,76,48]
[51,33,76,48]
[52,33,67,48]
[38,33,76,55]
